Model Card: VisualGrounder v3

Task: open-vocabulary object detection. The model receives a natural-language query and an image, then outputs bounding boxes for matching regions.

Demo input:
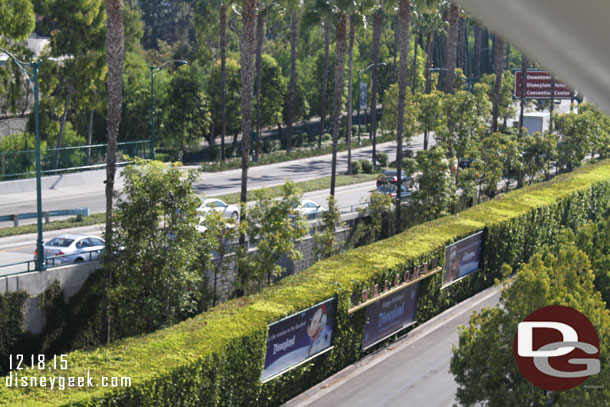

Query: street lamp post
[0,47,45,271]
[356,62,386,150]
[148,60,189,160]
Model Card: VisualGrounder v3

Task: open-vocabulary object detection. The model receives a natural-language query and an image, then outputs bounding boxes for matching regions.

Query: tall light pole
[148,60,188,160]
[356,62,386,147]
[0,47,45,270]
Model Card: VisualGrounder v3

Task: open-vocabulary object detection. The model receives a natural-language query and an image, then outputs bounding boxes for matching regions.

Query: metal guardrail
[0,207,89,226]
[0,140,151,180]
[0,249,102,277]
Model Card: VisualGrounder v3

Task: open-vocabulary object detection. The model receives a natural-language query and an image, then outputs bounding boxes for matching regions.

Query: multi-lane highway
[0,135,431,272]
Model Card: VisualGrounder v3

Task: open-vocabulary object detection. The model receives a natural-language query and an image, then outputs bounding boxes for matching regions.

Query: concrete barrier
[0,169,108,194]
[0,261,102,334]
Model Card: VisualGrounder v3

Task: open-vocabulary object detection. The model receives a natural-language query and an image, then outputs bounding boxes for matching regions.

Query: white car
[35,234,105,265]
[196,198,240,221]
[291,199,327,219]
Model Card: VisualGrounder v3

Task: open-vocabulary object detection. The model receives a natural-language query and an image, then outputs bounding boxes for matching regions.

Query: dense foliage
[3,157,610,406]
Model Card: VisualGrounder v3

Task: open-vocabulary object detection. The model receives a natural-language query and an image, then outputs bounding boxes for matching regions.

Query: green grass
[0,213,106,239]
[215,173,379,204]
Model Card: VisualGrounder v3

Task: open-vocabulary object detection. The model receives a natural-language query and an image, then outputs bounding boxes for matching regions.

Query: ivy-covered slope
[2,160,610,407]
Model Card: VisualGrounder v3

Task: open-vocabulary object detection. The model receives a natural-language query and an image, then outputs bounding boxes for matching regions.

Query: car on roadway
[290,199,327,219]
[375,183,412,200]
[196,198,240,221]
[35,234,105,265]
[376,170,415,189]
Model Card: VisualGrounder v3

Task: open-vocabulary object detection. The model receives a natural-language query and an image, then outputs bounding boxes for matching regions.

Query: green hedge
[3,160,610,406]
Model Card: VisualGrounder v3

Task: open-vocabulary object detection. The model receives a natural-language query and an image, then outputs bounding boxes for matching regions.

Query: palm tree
[395,0,411,229]
[416,1,445,94]
[320,21,330,147]
[370,6,384,167]
[345,14,357,174]
[103,0,125,344]
[491,34,504,132]
[473,21,481,81]
[254,8,265,159]
[329,10,349,197]
[220,1,228,160]
[444,2,459,93]
[237,0,258,294]
[518,54,528,139]
[285,0,303,155]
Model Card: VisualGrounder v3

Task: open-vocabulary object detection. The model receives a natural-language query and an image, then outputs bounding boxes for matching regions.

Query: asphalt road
[285,285,501,407]
[0,134,432,271]
[0,135,429,228]
[0,180,376,274]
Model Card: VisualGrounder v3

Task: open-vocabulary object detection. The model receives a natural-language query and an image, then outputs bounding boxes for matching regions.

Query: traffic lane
[194,140,411,195]
[0,225,105,275]
[0,139,407,220]
[288,287,501,407]
[0,183,374,271]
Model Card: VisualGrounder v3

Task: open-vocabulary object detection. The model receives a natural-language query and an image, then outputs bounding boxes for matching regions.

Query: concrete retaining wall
[0,261,101,334]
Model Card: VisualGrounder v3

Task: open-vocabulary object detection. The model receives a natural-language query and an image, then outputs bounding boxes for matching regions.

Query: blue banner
[442,231,484,288]
[362,283,419,350]
[261,297,337,381]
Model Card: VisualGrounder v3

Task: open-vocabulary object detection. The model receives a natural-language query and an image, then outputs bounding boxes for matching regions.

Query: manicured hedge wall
[3,160,610,406]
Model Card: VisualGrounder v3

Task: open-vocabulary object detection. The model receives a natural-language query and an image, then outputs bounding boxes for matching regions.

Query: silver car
[36,234,105,265]
[290,199,327,219]
[197,198,240,221]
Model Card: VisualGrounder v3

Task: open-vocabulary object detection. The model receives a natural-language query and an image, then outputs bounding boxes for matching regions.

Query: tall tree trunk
[254,11,264,159]
[220,2,227,161]
[286,11,298,155]
[102,0,125,345]
[491,35,504,132]
[318,22,330,148]
[54,88,73,169]
[86,109,94,164]
[346,15,355,175]
[396,0,411,230]
[518,54,527,139]
[370,9,383,167]
[437,10,448,88]
[393,14,399,83]
[473,23,482,81]
[457,17,465,71]
[425,30,434,94]
[237,0,257,296]
[481,28,490,74]
[411,31,420,93]
[549,76,555,132]
[329,13,347,197]
[445,3,459,94]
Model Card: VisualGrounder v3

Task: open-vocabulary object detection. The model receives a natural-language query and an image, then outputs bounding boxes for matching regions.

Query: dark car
[376,170,415,189]
[375,183,411,199]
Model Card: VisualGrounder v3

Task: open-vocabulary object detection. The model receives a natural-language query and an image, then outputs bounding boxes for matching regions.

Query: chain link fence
[0,140,150,180]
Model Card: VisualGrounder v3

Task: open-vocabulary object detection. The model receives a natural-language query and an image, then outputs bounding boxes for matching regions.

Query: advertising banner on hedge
[261,297,337,381]
[442,231,484,288]
[362,283,419,350]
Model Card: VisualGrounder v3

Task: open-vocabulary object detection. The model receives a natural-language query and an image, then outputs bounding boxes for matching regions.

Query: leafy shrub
[375,152,389,167]
[360,159,373,173]
[322,133,332,142]
[262,139,280,153]
[351,160,362,174]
